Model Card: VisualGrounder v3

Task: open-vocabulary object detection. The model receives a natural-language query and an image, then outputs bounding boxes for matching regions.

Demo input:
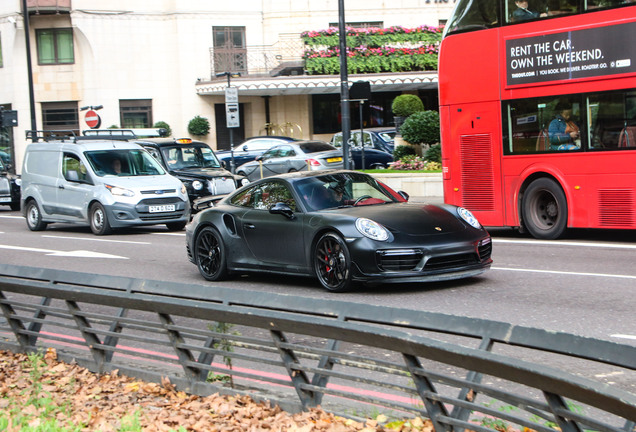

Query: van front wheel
[26,200,47,231]
[90,202,112,235]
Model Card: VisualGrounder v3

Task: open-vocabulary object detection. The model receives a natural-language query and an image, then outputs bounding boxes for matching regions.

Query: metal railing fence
[0,264,634,432]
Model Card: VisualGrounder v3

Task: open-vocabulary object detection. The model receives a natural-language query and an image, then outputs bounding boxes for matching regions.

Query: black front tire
[522,178,567,240]
[166,221,187,231]
[313,232,353,292]
[25,200,47,231]
[89,202,112,235]
[195,226,228,281]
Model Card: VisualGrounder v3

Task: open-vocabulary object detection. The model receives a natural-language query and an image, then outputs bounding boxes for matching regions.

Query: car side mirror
[242,145,248,151]
[269,202,295,219]
[255,155,263,161]
[398,191,410,201]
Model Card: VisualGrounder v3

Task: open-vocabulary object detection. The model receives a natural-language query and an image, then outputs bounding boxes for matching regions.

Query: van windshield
[85,149,166,177]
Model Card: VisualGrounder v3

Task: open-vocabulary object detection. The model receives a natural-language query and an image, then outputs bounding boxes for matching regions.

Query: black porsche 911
[186,170,492,292]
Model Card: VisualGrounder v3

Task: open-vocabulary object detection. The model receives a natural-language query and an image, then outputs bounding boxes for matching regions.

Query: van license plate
[149,204,175,213]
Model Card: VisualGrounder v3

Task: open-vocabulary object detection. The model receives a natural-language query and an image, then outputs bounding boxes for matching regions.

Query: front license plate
[327,157,342,163]
[0,197,10,203]
[149,204,175,213]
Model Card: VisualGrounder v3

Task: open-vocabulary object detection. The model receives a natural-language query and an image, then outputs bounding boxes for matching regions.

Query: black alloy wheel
[522,178,568,240]
[195,226,228,281]
[314,232,352,292]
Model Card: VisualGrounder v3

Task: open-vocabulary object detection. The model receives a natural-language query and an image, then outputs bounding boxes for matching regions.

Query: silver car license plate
[149,204,175,213]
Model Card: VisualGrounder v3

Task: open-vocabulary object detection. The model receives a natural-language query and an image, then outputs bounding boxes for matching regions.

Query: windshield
[443,0,500,37]
[297,172,399,211]
[85,149,166,177]
[161,145,222,169]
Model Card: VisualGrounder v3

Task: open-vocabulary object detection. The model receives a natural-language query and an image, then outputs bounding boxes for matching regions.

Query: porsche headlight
[105,184,134,197]
[191,180,203,190]
[355,218,389,241]
[458,207,481,229]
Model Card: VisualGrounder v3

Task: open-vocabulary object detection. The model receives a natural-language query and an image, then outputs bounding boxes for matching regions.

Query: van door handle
[243,223,255,229]
[58,185,65,189]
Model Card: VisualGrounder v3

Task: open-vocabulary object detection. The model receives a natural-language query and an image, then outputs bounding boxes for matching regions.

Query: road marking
[493,238,636,250]
[0,215,22,219]
[610,334,636,341]
[42,235,151,245]
[0,244,127,259]
[492,266,636,280]
[153,232,186,236]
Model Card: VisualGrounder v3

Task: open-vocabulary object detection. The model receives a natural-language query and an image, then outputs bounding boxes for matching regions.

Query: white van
[20,133,190,235]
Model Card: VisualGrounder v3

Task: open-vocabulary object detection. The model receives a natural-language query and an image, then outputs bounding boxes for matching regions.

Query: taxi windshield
[161,145,221,169]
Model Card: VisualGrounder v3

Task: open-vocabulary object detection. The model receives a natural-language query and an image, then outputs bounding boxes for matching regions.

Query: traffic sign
[225,87,239,104]
[225,103,240,128]
[85,110,101,129]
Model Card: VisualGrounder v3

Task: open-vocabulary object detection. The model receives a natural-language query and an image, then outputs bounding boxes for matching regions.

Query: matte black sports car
[186,170,492,292]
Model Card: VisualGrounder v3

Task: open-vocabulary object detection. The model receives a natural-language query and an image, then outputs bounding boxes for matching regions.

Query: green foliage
[187,115,210,136]
[302,25,442,75]
[391,94,424,117]
[393,144,416,161]
[425,143,441,163]
[153,121,172,137]
[206,322,240,388]
[400,110,440,146]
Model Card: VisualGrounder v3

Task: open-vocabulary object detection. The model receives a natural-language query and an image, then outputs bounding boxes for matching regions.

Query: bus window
[589,90,636,149]
[508,0,549,23]
[444,0,500,36]
[504,96,584,154]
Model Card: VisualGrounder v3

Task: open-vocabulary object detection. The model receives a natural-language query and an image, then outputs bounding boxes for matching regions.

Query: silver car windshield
[85,149,166,176]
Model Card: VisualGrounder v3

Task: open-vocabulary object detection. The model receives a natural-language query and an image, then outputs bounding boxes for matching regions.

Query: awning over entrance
[195,71,438,97]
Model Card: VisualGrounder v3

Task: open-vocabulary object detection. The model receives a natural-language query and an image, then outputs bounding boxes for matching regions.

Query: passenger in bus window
[549,103,581,150]
[512,0,547,21]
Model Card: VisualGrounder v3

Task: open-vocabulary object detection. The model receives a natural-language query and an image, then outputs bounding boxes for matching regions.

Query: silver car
[235,140,344,181]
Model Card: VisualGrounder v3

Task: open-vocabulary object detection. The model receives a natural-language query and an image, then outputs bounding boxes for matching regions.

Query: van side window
[62,153,88,182]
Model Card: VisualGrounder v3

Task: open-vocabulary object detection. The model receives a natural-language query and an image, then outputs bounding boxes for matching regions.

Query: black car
[215,136,299,169]
[330,129,395,169]
[186,170,492,292]
[0,156,20,211]
[135,137,247,209]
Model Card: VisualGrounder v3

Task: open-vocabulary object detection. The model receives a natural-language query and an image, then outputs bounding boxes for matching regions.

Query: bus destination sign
[506,21,636,86]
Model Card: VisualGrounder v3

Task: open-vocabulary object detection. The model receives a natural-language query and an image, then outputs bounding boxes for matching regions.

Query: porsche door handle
[243,223,255,229]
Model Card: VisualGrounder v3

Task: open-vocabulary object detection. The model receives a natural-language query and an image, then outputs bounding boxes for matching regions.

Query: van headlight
[355,218,389,241]
[105,184,134,197]
[181,184,187,195]
[457,207,481,229]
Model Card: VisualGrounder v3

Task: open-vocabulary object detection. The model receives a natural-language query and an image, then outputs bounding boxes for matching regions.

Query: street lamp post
[216,72,241,173]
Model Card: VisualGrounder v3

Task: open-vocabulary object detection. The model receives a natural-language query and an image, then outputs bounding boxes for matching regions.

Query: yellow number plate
[327,157,342,163]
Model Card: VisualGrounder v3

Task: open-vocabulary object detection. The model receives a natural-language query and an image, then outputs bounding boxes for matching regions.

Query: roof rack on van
[26,130,77,142]
[83,128,169,139]
[26,129,133,143]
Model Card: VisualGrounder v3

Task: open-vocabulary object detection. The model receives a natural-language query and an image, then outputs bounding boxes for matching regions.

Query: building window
[42,101,79,132]
[36,28,74,65]
[213,27,247,75]
[119,99,152,128]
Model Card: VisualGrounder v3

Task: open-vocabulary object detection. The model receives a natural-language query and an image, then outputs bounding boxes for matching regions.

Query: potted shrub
[188,116,210,136]
[391,94,424,133]
[399,110,440,156]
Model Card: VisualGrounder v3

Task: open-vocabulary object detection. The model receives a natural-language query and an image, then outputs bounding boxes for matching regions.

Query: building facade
[0,0,453,172]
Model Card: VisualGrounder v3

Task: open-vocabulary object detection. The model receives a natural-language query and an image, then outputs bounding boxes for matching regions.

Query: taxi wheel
[314,232,353,292]
[195,226,228,281]
[89,202,112,235]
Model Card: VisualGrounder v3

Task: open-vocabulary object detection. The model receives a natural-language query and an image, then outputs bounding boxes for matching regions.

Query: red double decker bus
[439,0,636,239]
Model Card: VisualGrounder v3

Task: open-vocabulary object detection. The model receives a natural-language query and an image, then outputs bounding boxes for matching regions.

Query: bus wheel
[522,178,567,240]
